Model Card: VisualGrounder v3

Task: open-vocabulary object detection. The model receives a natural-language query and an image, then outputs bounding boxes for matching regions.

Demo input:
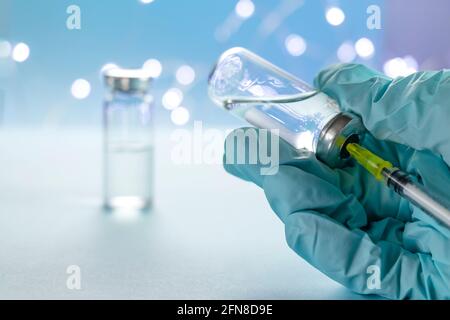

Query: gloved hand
[223,63,450,299]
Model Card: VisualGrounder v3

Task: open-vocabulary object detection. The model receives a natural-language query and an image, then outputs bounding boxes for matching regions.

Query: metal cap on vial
[103,68,152,93]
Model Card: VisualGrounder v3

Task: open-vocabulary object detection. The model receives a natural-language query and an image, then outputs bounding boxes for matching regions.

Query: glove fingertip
[222,127,268,186]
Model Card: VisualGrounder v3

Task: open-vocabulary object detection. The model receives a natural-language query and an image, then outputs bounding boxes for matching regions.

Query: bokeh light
[143,59,163,78]
[162,88,183,110]
[171,106,190,125]
[176,65,196,86]
[337,41,356,62]
[285,34,307,56]
[403,56,419,71]
[0,41,12,58]
[383,56,418,78]
[355,38,375,59]
[140,0,155,4]
[12,42,30,62]
[100,63,119,74]
[326,7,345,26]
[235,0,255,19]
[71,79,91,100]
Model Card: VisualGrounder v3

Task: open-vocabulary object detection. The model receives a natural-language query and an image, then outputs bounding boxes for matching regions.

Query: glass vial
[208,47,365,168]
[103,68,154,211]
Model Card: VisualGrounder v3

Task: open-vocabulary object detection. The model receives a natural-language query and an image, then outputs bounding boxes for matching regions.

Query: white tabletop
[0,128,367,299]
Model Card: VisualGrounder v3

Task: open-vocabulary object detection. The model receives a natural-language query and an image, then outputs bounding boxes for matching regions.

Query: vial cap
[103,68,152,93]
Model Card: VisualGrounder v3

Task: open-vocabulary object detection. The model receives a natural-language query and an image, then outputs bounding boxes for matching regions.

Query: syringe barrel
[384,169,450,228]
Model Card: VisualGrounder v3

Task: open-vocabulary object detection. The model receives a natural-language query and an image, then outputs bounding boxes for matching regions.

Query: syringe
[346,143,450,228]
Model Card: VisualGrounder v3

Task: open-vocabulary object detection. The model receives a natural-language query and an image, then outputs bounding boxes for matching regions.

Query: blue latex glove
[223,63,450,299]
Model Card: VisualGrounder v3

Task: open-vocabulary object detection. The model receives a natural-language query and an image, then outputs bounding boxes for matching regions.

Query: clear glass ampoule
[103,68,154,211]
[208,47,365,168]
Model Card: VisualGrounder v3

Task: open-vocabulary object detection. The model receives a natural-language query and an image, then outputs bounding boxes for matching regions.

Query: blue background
[0,0,386,128]
[3,0,450,128]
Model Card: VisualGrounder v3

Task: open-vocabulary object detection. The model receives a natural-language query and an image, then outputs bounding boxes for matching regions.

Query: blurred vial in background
[103,68,154,211]
[0,90,4,125]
